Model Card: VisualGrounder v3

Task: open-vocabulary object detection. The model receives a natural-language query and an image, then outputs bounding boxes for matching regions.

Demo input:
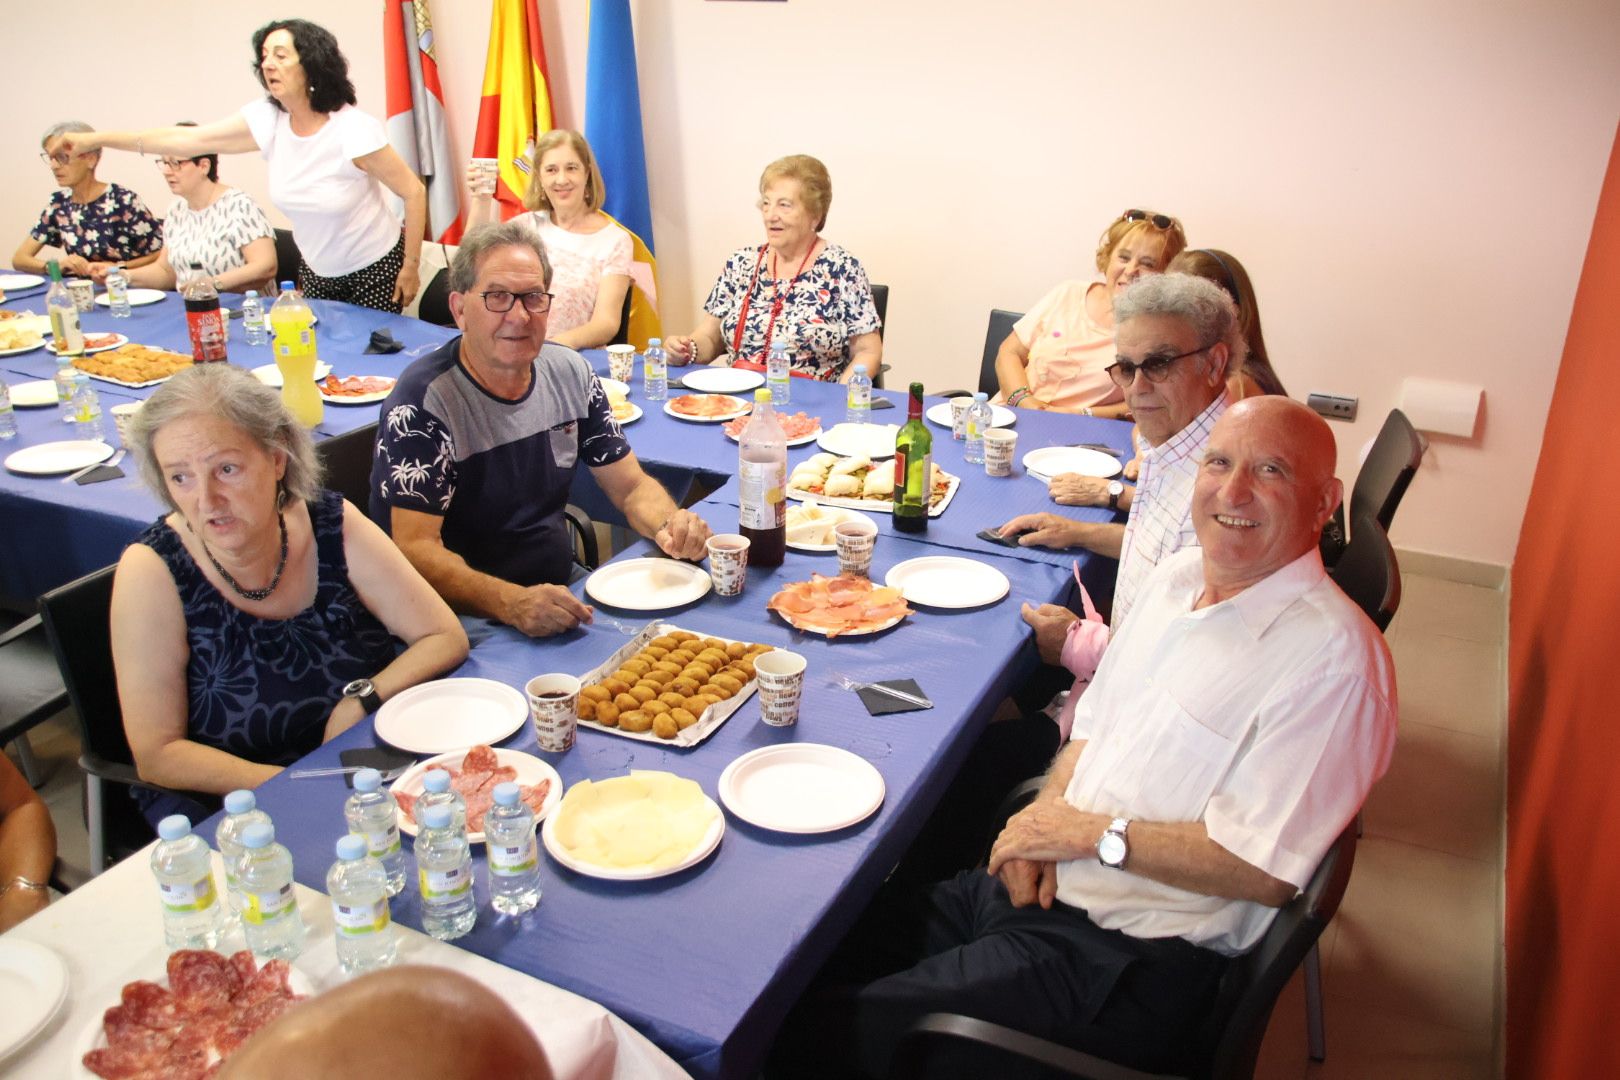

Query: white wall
[5,1,1617,567]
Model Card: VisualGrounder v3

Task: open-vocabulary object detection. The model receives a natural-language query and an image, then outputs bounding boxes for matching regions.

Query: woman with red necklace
[667,155,882,383]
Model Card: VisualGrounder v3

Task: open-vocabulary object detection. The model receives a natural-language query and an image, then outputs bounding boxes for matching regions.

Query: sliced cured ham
[318,374,396,397]
[668,393,747,419]
[767,574,914,637]
[398,745,552,834]
[724,410,820,439]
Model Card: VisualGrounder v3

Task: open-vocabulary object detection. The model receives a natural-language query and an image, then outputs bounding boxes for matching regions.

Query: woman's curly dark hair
[250,19,357,115]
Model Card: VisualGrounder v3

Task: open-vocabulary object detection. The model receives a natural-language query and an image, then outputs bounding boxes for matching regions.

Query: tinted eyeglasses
[1122,208,1178,231]
[1106,343,1211,388]
[480,289,553,314]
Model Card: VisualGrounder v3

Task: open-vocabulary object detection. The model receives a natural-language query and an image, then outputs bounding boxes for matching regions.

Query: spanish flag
[472,0,554,219]
[383,0,462,242]
[584,0,661,345]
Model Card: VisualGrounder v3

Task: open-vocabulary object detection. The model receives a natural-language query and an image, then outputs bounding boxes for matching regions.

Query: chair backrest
[272,228,303,286]
[1350,409,1423,534]
[609,285,635,347]
[316,424,380,511]
[1205,822,1359,1079]
[870,283,890,341]
[980,309,1024,397]
[36,566,127,769]
[1328,512,1401,632]
[416,266,455,327]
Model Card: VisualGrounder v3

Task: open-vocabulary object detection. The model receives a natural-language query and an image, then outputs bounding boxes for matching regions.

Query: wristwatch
[342,677,383,714]
[1097,817,1130,869]
[1106,480,1125,512]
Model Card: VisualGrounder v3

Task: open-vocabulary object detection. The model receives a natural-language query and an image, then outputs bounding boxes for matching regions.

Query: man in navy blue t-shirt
[371,221,712,637]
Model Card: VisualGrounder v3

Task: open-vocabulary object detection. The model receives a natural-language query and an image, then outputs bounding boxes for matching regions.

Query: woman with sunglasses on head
[12,121,162,279]
[996,208,1187,418]
[99,123,277,295]
[61,19,425,314]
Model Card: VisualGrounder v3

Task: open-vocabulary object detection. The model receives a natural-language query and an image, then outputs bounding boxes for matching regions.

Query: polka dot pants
[297,233,406,314]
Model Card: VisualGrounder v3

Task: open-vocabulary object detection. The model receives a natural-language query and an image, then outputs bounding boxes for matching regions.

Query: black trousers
[769,869,1228,1079]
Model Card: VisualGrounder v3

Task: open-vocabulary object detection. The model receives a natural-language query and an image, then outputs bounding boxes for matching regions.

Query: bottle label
[738,458,785,529]
[158,874,218,914]
[848,386,870,408]
[332,896,392,937]
[419,864,472,901]
[354,826,401,859]
[242,883,297,925]
[489,838,538,876]
[893,450,932,507]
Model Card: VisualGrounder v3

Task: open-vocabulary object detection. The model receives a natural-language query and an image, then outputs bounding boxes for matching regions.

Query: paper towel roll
[1399,377,1482,438]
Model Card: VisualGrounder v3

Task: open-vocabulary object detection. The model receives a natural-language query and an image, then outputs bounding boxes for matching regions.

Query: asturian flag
[383,0,462,242]
[472,0,555,219]
[584,0,661,345]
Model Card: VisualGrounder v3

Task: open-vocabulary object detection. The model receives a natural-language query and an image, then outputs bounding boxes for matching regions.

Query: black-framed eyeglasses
[156,158,187,171]
[1122,208,1178,231]
[39,152,72,166]
[1106,343,1212,388]
[480,289,553,314]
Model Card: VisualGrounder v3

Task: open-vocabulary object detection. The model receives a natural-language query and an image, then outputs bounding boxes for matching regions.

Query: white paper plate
[924,401,1017,429]
[785,505,876,552]
[94,287,165,307]
[373,677,528,755]
[541,788,724,880]
[0,338,45,357]
[724,421,821,447]
[1022,445,1123,481]
[0,273,46,293]
[663,394,751,423]
[585,558,712,610]
[318,376,396,405]
[4,439,115,476]
[719,744,885,834]
[0,939,68,1061]
[816,422,900,459]
[251,361,332,387]
[599,377,630,398]
[786,469,960,519]
[612,403,643,425]
[679,366,764,394]
[391,747,562,843]
[8,380,57,407]
[45,333,126,356]
[885,556,1011,609]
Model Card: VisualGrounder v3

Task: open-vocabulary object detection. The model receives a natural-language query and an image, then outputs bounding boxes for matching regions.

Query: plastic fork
[288,763,411,781]
[592,614,642,635]
[832,673,932,710]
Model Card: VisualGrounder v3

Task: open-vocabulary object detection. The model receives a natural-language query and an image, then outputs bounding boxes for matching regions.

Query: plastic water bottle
[150,815,225,949]
[345,768,405,896]
[54,358,76,422]
[214,789,272,919]
[416,804,476,940]
[964,392,992,465]
[327,835,398,976]
[766,339,791,406]
[0,380,17,440]
[242,289,268,345]
[70,372,104,441]
[485,782,541,915]
[846,364,872,425]
[235,822,305,959]
[643,338,667,401]
[105,265,131,318]
[418,769,468,838]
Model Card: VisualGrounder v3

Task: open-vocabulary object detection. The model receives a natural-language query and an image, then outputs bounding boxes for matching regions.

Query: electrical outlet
[1306,392,1358,422]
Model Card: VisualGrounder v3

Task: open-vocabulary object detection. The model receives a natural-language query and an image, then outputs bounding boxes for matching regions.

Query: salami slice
[461,744,500,773]
[121,980,184,1030]
[464,789,495,833]
[235,958,292,1007]
[520,779,551,815]
[449,767,486,802]
[394,790,417,821]
[475,764,518,795]
[229,950,258,985]
[168,949,240,1011]
[215,992,299,1055]
[83,1043,162,1079]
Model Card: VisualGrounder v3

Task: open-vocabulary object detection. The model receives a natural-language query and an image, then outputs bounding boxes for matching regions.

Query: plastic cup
[984,428,1019,477]
[111,402,143,446]
[606,344,635,383]
[526,673,581,753]
[469,157,500,195]
[706,533,751,596]
[833,518,878,577]
[754,649,807,727]
[65,279,94,312]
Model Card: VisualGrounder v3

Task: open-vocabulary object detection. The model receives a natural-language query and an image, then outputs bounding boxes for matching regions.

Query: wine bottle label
[739,459,786,528]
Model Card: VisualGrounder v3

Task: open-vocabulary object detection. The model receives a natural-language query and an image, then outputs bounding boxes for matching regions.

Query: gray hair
[41,120,93,149]
[448,220,552,295]
[1114,272,1248,375]
[128,364,323,512]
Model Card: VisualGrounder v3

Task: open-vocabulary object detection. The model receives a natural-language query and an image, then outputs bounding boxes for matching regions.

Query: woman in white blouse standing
[63,19,425,314]
[467,129,632,349]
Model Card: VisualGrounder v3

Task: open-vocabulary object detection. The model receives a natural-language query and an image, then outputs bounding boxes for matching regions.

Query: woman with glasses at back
[11,121,162,279]
[995,209,1188,418]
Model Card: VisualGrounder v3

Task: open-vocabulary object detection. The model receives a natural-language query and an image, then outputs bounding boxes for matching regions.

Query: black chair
[1321,409,1423,566]
[316,424,380,511]
[272,228,302,286]
[610,286,634,347]
[942,307,1023,398]
[894,814,1361,1080]
[0,615,70,787]
[417,266,454,327]
[37,566,165,873]
[865,283,891,388]
[562,506,600,571]
[1328,513,1401,633]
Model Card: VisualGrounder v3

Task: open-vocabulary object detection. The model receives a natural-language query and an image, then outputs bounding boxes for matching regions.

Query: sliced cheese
[552,771,718,871]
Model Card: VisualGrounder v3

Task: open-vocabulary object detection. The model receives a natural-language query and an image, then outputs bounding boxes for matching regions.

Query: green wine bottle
[893,381,931,533]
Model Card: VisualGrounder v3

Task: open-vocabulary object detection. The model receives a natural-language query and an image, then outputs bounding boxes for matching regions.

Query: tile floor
[6,571,1508,1078]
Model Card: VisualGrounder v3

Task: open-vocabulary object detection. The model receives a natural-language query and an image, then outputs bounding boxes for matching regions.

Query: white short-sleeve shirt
[1058,546,1397,956]
[240,99,399,277]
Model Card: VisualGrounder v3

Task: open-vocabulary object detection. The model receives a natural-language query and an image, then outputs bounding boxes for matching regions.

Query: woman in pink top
[467,130,632,350]
[996,209,1188,418]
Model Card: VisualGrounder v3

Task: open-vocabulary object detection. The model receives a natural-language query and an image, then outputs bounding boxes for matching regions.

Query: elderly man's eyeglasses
[39,152,73,166]
[1106,344,1212,388]
[1121,208,1178,231]
[480,289,553,314]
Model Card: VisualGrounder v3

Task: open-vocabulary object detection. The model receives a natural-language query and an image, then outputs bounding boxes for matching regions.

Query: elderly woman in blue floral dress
[12,120,163,279]
[667,154,882,383]
[111,365,468,827]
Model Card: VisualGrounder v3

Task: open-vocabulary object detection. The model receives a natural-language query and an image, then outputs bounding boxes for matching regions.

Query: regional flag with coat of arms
[472,0,555,219]
[383,0,462,242]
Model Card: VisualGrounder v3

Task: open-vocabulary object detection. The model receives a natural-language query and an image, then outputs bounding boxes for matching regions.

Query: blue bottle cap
[973,391,989,402]
[493,782,520,807]
[853,364,867,375]
[421,805,452,830]
[647,337,661,346]
[352,768,382,793]
[279,281,295,292]
[245,289,258,299]
[157,814,192,842]
[223,790,256,815]
[335,834,368,861]
[241,822,275,849]
[422,769,451,793]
